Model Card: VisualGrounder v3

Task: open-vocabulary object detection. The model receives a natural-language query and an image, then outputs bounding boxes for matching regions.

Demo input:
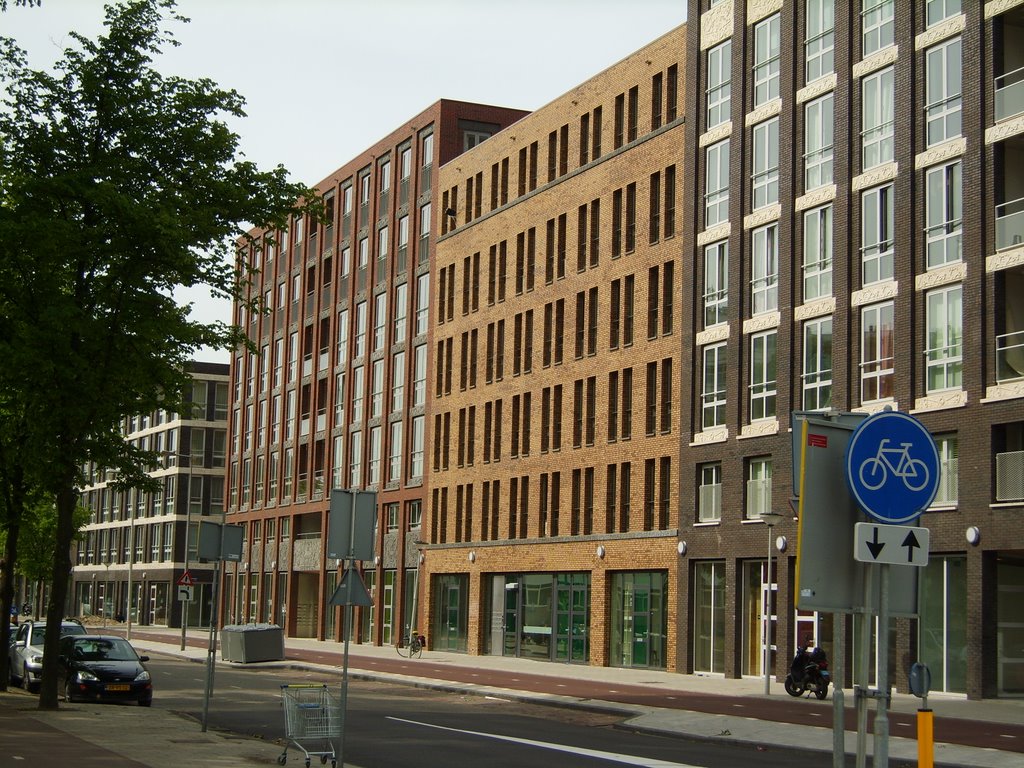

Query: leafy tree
[0,1,41,11]
[0,0,317,708]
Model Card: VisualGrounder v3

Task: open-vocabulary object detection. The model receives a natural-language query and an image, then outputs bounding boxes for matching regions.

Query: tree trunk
[37,481,77,710]
[0,525,20,692]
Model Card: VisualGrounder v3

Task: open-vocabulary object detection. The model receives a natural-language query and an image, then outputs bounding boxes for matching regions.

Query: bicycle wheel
[859,457,887,490]
[902,458,929,491]
[410,640,422,659]
[396,641,409,657]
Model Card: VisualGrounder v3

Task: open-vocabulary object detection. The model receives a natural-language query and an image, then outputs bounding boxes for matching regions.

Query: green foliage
[0,0,319,707]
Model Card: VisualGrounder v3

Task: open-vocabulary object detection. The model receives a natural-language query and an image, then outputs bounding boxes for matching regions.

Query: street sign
[177,570,195,587]
[854,522,930,567]
[845,410,940,524]
[177,585,194,602]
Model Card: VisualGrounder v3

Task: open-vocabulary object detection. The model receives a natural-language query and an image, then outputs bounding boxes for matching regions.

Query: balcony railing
[996,330,1024,383]
[996,197,1024,251]
[995,65,1024,123]
[996,450,1024,502]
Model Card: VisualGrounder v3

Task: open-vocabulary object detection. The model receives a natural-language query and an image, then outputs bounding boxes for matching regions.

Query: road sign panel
[177,570,195,587]
[177,585,195,602]
[854,522,930,566]
[845,410,940,524]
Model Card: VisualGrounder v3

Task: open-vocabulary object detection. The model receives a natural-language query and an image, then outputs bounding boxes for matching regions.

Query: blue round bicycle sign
[845,410,940,524]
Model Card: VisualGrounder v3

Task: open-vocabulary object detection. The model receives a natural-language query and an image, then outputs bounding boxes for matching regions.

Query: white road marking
[387,716,705,767]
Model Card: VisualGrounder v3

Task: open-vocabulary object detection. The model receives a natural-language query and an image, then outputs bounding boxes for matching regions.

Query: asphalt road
[149,654,875,767]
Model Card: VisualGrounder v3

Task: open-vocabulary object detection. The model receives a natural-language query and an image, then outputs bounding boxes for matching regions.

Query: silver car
[8,620,87,692]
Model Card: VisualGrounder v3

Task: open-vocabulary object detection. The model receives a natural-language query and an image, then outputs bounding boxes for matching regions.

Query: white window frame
[702,343,727,430]
[933,434,959,506]
[860,301,895,404]
[746,458,773,520]
[750,330,778,422]
[368,425,382,486]
[336,308,349,365]
[804,93,834,191]
[349,431,363,489]
[415,272,430,337]
[753,14,781,107]
[927,0,960,28]
[391,350,406,413]
[862,0,894,57]
[805,0,835,84]
[703,240,729,328]
[926,284,963,393]
[388,420,403,483]
[862,67,894,170]
[706,40,732,130]
[802,316,833,411]
[705,139,730,228]
[412,344,427,408]
[698,463,722,523]
[373,292,387,352]
[751,224,779,315]
[925,37,962,148]
[393,282,408,344]
[351,365,365,424]
[410,415,425,480]
[752,118,779,210]
[861,184,894,285]
[370,358,384,419]
[354,301,367,359]
[803,204,833,300]
[925,161,962,269]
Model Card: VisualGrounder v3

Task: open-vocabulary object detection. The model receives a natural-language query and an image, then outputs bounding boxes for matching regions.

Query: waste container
[220,623,285,662]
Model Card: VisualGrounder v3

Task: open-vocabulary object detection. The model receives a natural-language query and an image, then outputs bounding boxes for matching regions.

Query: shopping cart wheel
[320,758,328,765]
[276,756,286,766]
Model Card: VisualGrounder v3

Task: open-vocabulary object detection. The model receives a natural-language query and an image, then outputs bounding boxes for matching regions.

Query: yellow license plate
[106,684,130,691]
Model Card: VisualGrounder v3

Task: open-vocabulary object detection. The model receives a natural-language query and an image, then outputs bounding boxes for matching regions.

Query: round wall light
[468,551,476,563]
[677,541,688,556]
[776,535,788,553]
[965,526,981,546]
[596,545,606,559]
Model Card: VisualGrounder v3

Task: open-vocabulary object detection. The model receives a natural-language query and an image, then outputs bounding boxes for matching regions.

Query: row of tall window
[430,456,673,544]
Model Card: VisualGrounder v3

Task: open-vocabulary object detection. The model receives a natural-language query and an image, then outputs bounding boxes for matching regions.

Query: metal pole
[855,565,872,768]
[126,513,134,642]
[832,612,846,768]
[201,558,221,733]
[181,453,192,651]
[874,564,891,768]
[339,565,353,768]
[764,519,773,696]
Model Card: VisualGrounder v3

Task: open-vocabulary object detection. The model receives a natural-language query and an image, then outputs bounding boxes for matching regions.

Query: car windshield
[71,639,139,662]
[36,624,86,645]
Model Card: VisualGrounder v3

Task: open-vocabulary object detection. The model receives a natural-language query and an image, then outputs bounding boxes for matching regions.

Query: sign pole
[855,565,872,768]
[874,563,891,768]
[832,612,845,768]
[339,563,353,768]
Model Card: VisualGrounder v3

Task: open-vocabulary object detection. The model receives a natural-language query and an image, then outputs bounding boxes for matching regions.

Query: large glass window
[925,37,961,147]
[926,284,963,393]
[609,571,667,669]
[746,457,773,520]
[862,0,894,57]
[703,241,729,327]
[926,0,960,27]
[694,561,726,673]
[925,161,962,268]
[919,556,967,693]
[706,41,732,130]
[753,14,781,107]
[933,434,959,506]
[802,317,833,411]
[805,0,835,84]
[861,184,894,285]
[803,204,833,300]
[702,343,727,429]
[750,331,777,421]
[751,224,778,315]
[705,140,730,228]
[804,93,834,191]
[861,302,895,403]
[752,118,779,209]
[862,67,894,170]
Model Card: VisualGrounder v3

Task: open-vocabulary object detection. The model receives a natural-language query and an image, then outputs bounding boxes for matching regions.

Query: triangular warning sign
[177,570,195,587]
[328,568,373,607]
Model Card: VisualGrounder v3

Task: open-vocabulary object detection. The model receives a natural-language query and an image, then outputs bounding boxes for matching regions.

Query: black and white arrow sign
[854,522,930,567]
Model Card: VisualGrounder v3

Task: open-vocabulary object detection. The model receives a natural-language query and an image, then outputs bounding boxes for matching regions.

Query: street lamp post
[761,511,785,696]
[180,448,194,651]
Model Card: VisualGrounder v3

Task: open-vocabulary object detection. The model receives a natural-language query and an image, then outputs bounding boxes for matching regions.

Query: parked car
[8,619,87,692]
[57,635,152,707]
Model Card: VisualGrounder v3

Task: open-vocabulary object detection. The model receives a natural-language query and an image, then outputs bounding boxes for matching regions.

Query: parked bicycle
[396,631,425,658]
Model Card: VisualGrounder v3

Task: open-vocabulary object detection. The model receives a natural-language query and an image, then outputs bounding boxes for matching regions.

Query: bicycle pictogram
[857,438,930,492]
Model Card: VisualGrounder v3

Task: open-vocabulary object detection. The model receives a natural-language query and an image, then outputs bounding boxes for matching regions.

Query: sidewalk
[3,624,1024,768]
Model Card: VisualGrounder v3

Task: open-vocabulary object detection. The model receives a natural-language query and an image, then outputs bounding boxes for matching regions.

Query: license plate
[106,684,130,691]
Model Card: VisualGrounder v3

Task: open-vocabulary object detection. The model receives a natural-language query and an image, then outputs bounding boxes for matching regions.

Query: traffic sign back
[845,410,940,524]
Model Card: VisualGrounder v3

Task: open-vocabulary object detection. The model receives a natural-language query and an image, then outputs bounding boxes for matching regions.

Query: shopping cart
[277,684,341,767]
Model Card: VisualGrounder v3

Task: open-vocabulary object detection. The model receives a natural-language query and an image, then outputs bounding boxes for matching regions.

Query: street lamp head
[760,511,785,528]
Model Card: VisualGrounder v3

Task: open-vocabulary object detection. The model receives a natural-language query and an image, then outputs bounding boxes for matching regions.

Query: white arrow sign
[177,585,194,602]
[854,522,930,567]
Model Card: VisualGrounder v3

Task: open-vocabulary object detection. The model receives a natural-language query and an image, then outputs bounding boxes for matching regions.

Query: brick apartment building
[425,26,686,667]
[71,362,229,630]
[225,101,528,644]
[680,0,1024,698]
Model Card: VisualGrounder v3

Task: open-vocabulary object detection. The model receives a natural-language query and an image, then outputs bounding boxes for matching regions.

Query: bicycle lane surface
[285,646,1024,754]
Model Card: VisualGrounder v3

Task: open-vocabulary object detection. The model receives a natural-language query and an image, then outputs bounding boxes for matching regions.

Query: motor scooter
[784,644,830,699]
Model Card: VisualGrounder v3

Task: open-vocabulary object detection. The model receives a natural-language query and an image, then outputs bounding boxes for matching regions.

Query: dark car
[57,635,153,706]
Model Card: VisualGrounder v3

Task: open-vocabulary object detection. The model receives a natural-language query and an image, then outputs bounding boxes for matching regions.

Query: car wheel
[64,680,75,703]
[22,665,35,693]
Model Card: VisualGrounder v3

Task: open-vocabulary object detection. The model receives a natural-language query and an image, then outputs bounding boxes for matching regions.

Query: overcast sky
[3,0,686,362]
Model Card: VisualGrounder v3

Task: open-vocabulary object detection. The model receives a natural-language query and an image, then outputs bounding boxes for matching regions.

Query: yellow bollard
[917,708,934,768]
